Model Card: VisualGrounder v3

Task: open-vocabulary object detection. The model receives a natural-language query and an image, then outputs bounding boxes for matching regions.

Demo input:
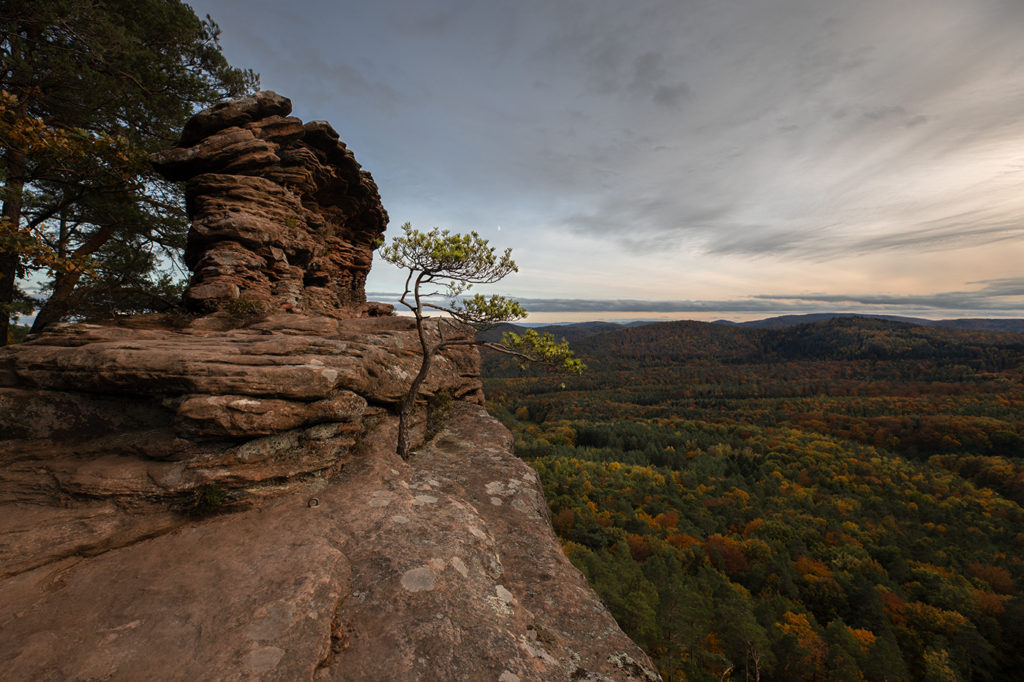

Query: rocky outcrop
[0,315,659,680]
[0,400,658,680]
[0,314,482,576]
[151,91,389,317]
[0,92,660,680]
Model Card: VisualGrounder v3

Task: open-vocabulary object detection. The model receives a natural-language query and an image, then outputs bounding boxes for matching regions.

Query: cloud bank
[191,0,1024,316]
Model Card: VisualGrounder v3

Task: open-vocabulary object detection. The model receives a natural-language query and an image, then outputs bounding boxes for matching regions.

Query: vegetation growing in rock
[223,295,268,326]
[381,222,583,458]
[183,483,230,517]
[425,387,454,440]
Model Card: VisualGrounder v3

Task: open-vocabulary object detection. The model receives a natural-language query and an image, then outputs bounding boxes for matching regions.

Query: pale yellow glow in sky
[194,0,1024,321]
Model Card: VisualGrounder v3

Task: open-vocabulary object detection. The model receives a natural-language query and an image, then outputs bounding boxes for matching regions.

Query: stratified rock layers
[0,403,659,681]
[151,91,389,316]
[0,315,483,575]
[0,317,659,681]
[0,91,661,680]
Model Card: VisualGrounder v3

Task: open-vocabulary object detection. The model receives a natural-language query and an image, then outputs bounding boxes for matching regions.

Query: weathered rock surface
[0,91,659,680]
[0,314,482,577]
[151,91,389,316]
[0,397,659,680]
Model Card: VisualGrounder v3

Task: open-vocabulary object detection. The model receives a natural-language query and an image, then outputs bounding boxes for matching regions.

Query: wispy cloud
[753,279,1024,312]
[369,278,1024,317]
[193,0,1024,306]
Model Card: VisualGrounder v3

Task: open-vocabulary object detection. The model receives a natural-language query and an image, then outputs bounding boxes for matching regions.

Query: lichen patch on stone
[450,556,469,578]
[244,646,285,673]
[399,567,435,593]
[486,595,514,615]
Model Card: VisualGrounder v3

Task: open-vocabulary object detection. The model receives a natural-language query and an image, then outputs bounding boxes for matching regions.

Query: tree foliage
[485,318,1024,681]
[0,0,258,343]
[380,222,582,458]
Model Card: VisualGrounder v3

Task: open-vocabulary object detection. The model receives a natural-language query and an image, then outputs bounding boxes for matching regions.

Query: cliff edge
[1,394,657,681]
[0,93,659,681]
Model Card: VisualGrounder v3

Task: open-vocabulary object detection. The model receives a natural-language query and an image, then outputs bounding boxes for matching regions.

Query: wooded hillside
[484,317,1024,681]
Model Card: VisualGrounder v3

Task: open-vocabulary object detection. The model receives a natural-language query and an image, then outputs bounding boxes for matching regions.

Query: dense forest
[483,316,1024,681]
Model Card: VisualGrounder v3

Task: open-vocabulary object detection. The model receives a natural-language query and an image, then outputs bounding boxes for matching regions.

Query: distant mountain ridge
[476,320,630,344]
[554,315,1024,366]
[481,313,1024,347]
[712,312,1024,333]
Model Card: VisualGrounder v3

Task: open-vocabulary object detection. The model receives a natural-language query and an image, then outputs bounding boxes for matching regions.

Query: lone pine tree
[380,223,583,459]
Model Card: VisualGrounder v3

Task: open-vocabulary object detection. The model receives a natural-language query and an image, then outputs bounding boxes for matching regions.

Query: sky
[188,0,1024,322]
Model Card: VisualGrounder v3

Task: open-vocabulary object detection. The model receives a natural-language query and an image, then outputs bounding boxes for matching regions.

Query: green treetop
[0,0,259,343]
[380,222,584,458]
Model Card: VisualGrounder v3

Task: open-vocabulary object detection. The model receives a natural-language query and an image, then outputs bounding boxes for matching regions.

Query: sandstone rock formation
[0,316,659,680]
[151,91,389,317]
[0,93,660,680]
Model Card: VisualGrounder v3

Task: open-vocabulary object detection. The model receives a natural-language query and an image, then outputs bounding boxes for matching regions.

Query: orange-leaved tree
[0,0,258,343]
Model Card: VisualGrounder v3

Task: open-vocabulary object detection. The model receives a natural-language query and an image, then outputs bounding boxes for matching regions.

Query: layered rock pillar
[0,93,662,681]
[152,91,389,317]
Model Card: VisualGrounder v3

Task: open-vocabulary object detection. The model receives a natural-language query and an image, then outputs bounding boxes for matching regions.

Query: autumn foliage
[484,317,1024,681]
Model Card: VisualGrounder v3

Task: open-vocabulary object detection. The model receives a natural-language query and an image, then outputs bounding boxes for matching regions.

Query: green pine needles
[380,223,584,459]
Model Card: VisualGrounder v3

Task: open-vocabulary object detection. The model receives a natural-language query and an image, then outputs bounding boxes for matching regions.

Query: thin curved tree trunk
[397,347,435,459]
[397,287,435,458]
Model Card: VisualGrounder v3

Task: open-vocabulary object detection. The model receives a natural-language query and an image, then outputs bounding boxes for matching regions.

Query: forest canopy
[484,317,1024,682]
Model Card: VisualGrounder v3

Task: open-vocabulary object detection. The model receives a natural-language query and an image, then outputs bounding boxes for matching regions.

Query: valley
[483,316,1024,681]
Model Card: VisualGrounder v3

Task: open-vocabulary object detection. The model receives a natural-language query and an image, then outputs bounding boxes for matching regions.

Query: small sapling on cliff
[380,223,584,459]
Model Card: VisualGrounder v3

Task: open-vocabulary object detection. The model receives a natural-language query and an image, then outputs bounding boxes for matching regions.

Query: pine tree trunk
[0,149,27,346]
[397,349,435,459]
[29,273,77,334]
[29,223,115,334]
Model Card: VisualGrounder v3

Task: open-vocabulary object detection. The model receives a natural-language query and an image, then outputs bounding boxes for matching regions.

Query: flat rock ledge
[0,314,482,577]
[0,402,660,681]
[0,314,660,680]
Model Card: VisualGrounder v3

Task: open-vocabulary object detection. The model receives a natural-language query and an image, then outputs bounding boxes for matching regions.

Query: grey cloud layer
[752,279,1024,311]
[532,1,1024,256]
[194,0,1024,274]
